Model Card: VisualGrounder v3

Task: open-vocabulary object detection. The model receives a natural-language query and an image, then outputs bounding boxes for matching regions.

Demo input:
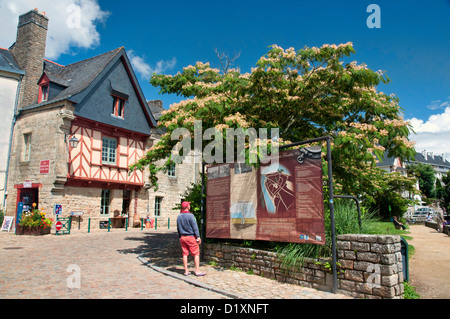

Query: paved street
[0,228,351,299]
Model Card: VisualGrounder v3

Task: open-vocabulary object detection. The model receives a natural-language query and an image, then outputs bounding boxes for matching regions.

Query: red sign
[40,160,50,174]
[206,148,326,245]
[55,221,63,231]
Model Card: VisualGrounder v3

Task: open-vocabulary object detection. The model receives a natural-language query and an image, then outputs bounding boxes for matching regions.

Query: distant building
[408,150,450,181]
[377,150,450,181]
[377,150,450,209]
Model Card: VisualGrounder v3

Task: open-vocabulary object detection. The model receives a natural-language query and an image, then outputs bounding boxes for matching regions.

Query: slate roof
[377,151,450,168]
[0,48,24,75]
[40,47,123,104]
[15,47,157,130]
[147,100,164,121]
[411,152,450,167]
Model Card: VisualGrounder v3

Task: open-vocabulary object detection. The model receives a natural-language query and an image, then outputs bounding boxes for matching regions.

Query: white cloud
[426,97,450,110]
[127,50,176,79]
[408,107,450,160]
[0,0,109,59]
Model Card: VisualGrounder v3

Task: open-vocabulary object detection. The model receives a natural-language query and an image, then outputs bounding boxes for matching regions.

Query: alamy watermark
[67,264,81,289]
[66,4,81,29]
[367,4,381,29]
[170,120,280,166]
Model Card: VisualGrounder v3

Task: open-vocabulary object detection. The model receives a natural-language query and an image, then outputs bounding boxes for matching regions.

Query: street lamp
[65,133,79,149]
[69,135,79,149]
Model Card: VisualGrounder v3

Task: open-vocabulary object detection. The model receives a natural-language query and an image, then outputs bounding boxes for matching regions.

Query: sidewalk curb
[137,255,243,299]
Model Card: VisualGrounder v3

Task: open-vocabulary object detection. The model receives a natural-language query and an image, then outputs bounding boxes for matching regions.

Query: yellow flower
[32,203,37,207]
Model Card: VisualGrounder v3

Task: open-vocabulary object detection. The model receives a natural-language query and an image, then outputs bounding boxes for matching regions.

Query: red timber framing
[66,117,149,190]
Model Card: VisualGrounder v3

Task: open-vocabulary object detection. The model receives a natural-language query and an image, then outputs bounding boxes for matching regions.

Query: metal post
[200,162,206,262]
[88,218,91,233]
[125,217,128,231]
[141,218,144,230]
[108,218,111,232]
[168,218,170,229]
[326,136,338,294]
[155,218,157,230]
[333,195,362,230]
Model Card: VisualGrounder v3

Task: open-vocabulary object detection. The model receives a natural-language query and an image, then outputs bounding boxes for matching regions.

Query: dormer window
[37,73,50,103]
[112,95,126,118]
[40,84,49,102]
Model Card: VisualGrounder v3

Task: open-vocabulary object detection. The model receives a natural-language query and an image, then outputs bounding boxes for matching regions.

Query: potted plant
[16,203,53,236]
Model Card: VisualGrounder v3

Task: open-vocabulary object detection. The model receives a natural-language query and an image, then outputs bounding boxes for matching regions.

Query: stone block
[344,270,364,282]
[356,234,378,243]
[381,274,399,287]
[351,241,371,252]
[373,286,396,299]
[337,240,351,250]
[377,235,400,244]
[357,252,380,263]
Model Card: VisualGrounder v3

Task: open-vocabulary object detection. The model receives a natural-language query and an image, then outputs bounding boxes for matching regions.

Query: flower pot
[16,225,51,236]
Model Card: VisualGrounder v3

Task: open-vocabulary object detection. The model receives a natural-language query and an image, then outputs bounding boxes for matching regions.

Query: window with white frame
[154,197,162,217]
[100,189,111,215]
[102,137,117,165]
[167,163,176,177]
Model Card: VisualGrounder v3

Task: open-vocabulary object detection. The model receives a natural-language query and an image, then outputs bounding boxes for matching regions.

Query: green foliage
[19,205,53,228]
[130,43,416,202]
[407,163,436,199]
[403,282,421,299]
[276,200,380,269]
[172,176,206,225]
[365,171,418,220]
[440,171,450,212]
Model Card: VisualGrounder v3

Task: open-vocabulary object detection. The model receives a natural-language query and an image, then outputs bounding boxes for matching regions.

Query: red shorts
[180,236,199,256]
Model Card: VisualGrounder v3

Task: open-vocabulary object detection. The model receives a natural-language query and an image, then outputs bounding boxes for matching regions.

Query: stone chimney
[422,150,427,160]
[9,9,49,108]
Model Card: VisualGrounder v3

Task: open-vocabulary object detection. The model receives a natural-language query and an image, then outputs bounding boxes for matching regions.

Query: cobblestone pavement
[0,228,351,299]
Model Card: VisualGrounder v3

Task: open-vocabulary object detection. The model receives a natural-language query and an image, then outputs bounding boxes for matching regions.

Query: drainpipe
[3,74,23,208]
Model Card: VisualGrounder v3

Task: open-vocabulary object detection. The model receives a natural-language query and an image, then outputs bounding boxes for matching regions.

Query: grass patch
[403,282,421,299]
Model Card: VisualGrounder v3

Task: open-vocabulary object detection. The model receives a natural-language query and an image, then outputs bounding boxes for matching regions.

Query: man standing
[177,201,206,276]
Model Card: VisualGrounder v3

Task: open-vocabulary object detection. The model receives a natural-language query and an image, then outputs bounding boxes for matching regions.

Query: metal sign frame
[55,216,72,236]
[200,135,339,293]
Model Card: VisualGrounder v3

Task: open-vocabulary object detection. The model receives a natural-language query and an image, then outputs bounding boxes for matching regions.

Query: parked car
[412,206,436,220]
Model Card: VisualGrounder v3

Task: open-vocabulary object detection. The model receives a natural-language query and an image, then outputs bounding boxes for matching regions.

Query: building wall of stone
[5,101,71,215]
[148,151,201,227]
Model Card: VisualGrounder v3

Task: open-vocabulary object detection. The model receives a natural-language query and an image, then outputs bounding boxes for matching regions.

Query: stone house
[3,9,198,231]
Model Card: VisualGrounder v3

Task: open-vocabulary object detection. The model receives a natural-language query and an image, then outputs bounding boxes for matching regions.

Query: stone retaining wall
[204,234,404,299]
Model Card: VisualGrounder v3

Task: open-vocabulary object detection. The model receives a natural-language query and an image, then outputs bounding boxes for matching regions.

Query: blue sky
[1,0,449,157]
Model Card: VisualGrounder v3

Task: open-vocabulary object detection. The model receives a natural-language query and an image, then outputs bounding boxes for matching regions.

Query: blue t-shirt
[176,211,200,238]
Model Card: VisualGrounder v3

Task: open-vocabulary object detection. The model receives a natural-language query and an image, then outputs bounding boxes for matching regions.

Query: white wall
[0,74,20,209]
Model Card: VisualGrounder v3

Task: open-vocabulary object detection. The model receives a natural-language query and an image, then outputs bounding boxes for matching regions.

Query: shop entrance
[122,189,131,215]
[16,187,39,225]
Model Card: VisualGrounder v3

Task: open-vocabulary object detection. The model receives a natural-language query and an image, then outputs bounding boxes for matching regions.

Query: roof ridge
[44,58,65,68]
[62,47,123,69]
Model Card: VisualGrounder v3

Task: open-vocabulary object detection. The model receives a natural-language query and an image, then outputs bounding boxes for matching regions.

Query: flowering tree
[131,43,416,202]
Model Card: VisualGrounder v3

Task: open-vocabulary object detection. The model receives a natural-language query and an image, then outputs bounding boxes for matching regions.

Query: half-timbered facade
[3,9,199,231]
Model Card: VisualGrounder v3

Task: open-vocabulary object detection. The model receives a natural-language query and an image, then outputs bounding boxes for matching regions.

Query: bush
[277,199,380,268]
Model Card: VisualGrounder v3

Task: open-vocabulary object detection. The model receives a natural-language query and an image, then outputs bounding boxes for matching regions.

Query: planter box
[16,225,51,236]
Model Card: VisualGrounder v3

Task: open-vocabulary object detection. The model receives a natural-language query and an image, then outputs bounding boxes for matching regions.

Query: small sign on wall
[54,204,62,215]
[40,160,50,174]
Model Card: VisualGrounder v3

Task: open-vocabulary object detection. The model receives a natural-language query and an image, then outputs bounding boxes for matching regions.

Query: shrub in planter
[16,203,53,236]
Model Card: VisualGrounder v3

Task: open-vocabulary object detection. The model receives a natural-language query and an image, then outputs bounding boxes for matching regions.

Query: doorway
[16,187,39,224]
[122,189,131,215]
